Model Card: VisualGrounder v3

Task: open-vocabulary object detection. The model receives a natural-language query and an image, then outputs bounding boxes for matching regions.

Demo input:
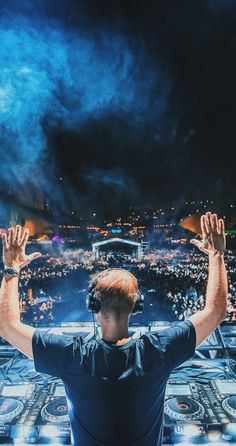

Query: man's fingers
[9,228,13,244]
[190,239,209,254]
[13,225,21,245]
[20,228,30,246]
[201,215,209,238]
[22,252,42,266]
[27,252,42,262]
[7,229,12,244]
[218,219,225,235]
[195,213,225,254]
[201,216,207,238]
[8,228,14,244]
[211,214,218,232]
[2,232,9,250]
[201,211,219,238]
[205,212,212,234]
[13,226,17,245]
[16,225,22,245]
[190,239,202,249]
[3,227,23,247]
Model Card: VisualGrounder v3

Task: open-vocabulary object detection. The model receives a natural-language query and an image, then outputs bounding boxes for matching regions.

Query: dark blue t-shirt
[32,320,196,446]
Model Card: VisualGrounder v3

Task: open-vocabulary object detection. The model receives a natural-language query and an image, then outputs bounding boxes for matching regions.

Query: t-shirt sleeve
[32,330,75,378]
[154,320,196,370]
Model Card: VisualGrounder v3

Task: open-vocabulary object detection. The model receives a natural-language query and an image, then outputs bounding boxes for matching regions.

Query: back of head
[91,269,138,320]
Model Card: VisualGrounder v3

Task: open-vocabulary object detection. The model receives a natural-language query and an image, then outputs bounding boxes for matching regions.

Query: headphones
[86,268,144,315]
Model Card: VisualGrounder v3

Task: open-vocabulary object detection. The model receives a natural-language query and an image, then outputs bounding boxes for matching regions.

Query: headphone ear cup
[132,292,144,314]
[86,292,92,311]
[86,289,101,314]
[93,297,101,314]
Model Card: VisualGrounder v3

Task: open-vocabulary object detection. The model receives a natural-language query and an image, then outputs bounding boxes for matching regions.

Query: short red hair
[90,268,138,320]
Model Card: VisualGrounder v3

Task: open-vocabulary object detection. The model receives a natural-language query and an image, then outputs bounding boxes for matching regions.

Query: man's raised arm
[0,226,41,358]
[189,212,228,346]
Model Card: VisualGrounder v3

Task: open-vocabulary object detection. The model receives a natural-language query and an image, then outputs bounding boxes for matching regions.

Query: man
[0,212,227,446]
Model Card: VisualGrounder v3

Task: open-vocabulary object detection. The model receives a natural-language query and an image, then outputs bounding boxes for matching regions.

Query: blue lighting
[111,229,122,234]
[0,5,168,192]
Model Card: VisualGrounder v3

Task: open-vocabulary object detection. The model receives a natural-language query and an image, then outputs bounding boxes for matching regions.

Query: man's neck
[100,318,130,344]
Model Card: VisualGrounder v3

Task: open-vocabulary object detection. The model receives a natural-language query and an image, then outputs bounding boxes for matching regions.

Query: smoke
[2,0,233,213]
[84,167,138,193]
[0,4,170,204]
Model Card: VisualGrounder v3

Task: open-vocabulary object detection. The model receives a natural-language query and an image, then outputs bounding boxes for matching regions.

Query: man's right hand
[190,212,226,256]
[2,225,42,271]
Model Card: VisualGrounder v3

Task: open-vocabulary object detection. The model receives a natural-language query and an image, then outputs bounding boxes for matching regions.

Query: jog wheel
[0,397,24,422]
[164,397,205,421]
[41,397,69,423]
[222,396,236,418]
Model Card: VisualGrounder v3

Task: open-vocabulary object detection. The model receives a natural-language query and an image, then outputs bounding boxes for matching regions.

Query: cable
[92,310,96,339]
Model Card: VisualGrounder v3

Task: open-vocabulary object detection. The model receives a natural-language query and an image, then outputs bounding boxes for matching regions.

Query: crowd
[133,249,236,321]
[1,246,235,325]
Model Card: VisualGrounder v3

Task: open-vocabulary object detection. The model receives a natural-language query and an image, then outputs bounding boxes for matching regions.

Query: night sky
[0,0,236,216]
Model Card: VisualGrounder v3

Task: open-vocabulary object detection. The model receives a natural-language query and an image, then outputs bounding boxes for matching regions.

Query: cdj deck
[163,379,236,442]
[0,321,235,444]
[0,381,70,443]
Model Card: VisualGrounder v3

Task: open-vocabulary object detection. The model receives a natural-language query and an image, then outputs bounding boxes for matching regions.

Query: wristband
[3,267,20,278]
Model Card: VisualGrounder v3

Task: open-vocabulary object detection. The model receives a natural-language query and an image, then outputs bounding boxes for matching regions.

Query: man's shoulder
[33,329,79,353]
[140,320,194,341]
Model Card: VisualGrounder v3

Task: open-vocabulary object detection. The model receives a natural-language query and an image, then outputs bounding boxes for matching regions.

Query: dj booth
[0,321,236,445]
